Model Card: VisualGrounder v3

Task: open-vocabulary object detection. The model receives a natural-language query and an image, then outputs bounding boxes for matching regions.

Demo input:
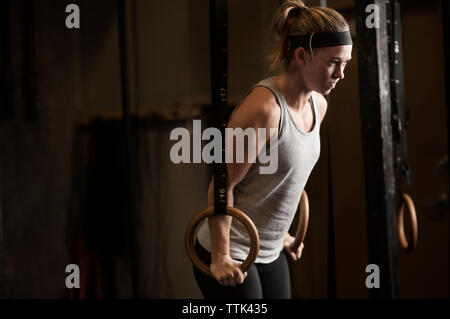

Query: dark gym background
[0,0,448,298]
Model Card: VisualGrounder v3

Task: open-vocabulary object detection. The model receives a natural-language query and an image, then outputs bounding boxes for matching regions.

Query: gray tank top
[197,77,321,263]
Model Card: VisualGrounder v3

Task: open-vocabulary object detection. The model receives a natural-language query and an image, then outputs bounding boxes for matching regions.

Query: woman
[194,0,353,299]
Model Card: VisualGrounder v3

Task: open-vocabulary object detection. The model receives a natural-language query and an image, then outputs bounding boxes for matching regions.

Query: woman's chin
[318,88,332,95]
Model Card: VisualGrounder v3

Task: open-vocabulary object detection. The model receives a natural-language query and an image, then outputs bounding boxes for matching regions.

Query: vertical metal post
[355,0,400,299]
[23,0,37,121]
[117,0,140,299]
[442,0,450,165]
[0,0,14,122]
[0,161,5,298]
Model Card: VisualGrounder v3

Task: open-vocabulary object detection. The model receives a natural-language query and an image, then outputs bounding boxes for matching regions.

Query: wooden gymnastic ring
[397,193,418,253]
[185,206,260,277]
[290,190,309,251]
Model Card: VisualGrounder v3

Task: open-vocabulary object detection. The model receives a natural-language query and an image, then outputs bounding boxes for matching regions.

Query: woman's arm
[208,86,280,286]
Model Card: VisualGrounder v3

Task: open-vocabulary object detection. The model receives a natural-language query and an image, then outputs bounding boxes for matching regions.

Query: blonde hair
[267,0,350,71]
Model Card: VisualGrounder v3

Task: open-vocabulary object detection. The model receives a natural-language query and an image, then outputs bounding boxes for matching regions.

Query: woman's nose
[334,66,345,80]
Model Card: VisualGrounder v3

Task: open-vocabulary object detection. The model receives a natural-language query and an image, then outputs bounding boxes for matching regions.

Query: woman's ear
[295,47,308,67]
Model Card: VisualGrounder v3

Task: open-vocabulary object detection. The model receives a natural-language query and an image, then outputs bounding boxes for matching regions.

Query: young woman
[194,0,353,299]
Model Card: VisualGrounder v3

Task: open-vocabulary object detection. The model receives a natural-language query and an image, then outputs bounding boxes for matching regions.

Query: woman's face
[300,45,353,95]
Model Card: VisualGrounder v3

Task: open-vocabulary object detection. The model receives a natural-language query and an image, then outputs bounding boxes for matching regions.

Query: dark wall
[0,0,447,298]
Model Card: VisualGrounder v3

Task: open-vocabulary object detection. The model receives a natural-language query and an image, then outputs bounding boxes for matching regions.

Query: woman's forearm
[209,214,233,262]
[207,178,235,263]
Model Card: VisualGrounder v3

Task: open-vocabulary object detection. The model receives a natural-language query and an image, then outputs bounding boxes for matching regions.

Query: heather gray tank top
[197,77,321,263]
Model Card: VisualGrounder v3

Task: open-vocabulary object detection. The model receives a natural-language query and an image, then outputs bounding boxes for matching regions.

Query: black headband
[289,31,353,50]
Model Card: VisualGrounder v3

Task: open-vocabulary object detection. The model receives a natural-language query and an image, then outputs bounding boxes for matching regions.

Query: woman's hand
[210,255,248,287]
[283,233,304,261]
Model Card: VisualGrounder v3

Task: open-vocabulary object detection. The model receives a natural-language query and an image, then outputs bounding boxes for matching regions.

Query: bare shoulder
[229,86,281,130]
[314,92,328,124]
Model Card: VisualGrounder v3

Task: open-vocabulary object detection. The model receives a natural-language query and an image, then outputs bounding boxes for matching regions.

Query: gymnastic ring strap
[185,206,260,277]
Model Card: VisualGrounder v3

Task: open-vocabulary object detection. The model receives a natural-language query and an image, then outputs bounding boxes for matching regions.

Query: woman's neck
[274,70,312,112]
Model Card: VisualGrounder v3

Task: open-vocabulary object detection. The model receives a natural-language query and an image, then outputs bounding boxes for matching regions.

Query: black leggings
[193,241,291,299]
